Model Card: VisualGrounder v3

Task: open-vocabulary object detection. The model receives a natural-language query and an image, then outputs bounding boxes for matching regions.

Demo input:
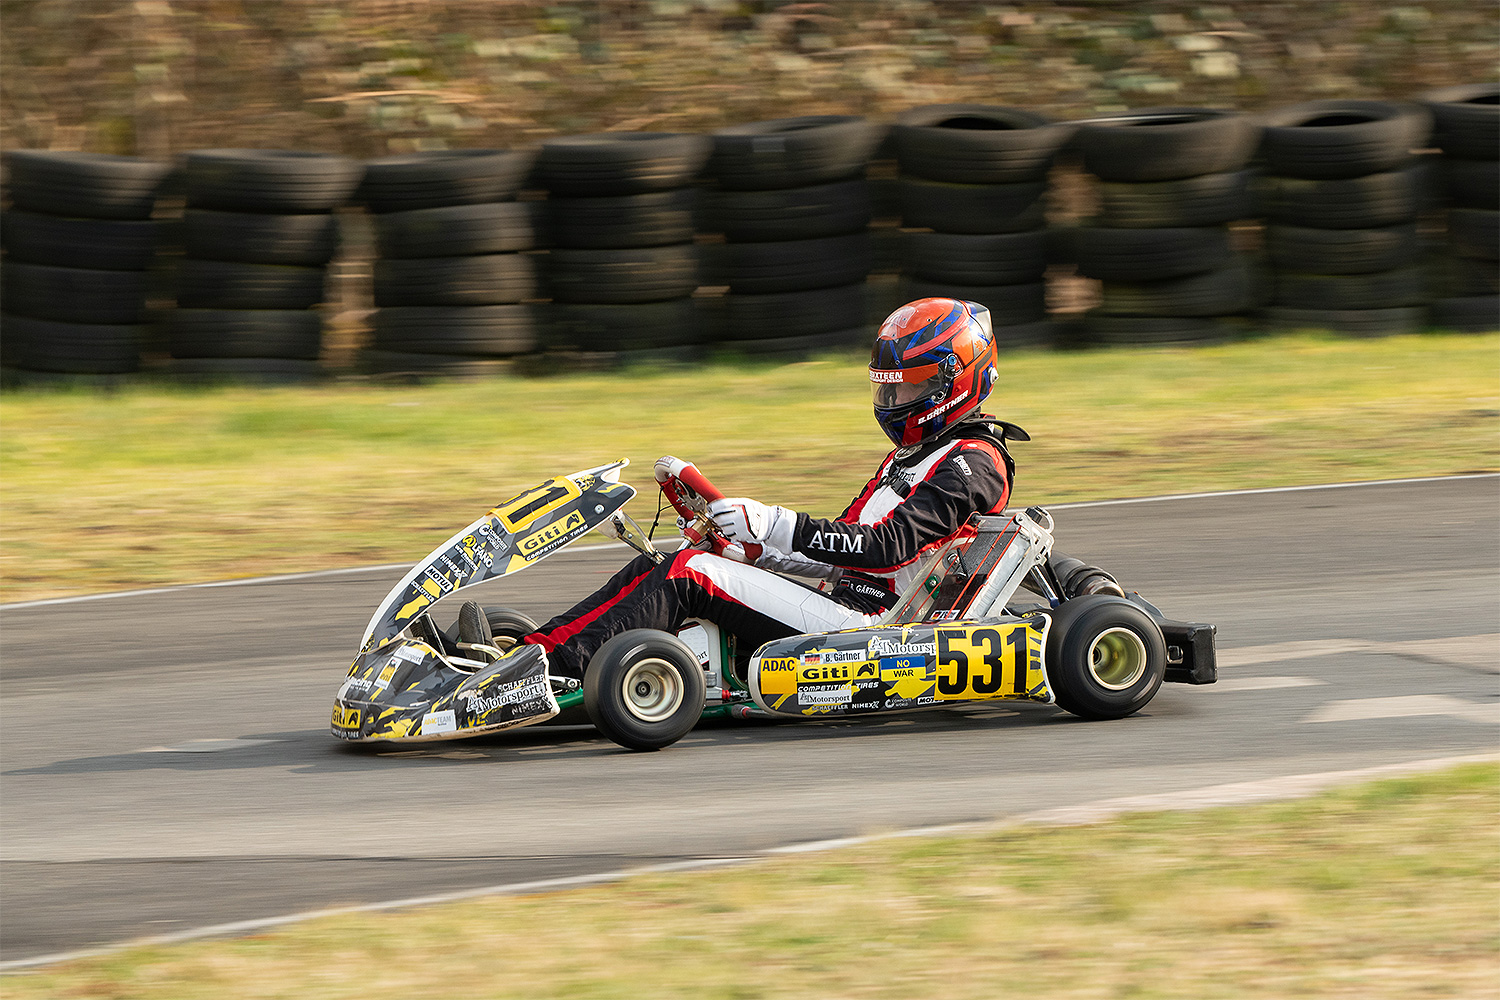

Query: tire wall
[169,149,363,378]
[696,116,882,361]
[1070,108,1262,345]
[535,132,710,364]
[3,86,1495,382]
[1422,85,1500,334]
[361,149,540,376]
[1,152,172,374]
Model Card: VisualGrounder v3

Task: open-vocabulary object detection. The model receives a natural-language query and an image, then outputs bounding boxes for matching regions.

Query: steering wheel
[653,456,762,564]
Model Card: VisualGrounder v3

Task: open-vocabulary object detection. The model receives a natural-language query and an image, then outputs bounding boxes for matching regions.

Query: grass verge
[6,762,1497,999]
[1,332,1497,602]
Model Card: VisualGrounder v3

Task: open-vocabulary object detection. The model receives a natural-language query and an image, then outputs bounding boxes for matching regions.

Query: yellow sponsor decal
[519,509,586,558]
[395,592,431,621]
[494,477,583,534]
[756,657,799,698]
[331,704,362,729]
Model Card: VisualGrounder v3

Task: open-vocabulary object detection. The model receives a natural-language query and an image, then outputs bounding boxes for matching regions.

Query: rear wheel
[585,630,704,751]
[1046,596,1166,720]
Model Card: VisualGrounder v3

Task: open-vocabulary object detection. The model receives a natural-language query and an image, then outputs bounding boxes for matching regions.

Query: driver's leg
[524,549,871,679]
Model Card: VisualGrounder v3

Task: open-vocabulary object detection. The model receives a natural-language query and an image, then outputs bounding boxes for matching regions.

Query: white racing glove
[707,496,796,554]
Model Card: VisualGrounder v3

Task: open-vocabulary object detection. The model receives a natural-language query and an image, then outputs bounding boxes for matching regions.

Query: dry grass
[1,332,1497,602]
[6,763,1497,999]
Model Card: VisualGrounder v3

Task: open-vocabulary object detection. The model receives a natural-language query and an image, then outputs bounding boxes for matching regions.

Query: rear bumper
[1159,619,1217,684]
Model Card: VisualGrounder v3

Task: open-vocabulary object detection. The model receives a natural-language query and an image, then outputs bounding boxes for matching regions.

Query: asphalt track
[2,475,1497,966]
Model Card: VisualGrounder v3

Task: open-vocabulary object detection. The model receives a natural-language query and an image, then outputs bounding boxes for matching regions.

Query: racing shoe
[439,641,560,736]
[455,600,499,661]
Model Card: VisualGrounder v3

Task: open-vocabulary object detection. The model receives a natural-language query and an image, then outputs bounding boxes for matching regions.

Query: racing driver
[467,297,1121,694]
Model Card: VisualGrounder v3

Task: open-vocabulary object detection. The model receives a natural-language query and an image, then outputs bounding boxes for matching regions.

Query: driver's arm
[786,445,1008,573]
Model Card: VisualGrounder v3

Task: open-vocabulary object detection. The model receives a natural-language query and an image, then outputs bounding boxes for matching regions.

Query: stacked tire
[534,133,710,363]
[699,116,883,357]
[2,152,171,377]
[362,150,539,376]
[172,150,362,378]
[1256,100,1434,337]
[1072,108,1262,345]
[1421,84,1499,333]
[891,105,1075,348]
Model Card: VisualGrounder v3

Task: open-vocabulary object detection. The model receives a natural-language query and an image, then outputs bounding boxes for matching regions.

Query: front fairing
[332,627,556,742]
[360,462,635,650]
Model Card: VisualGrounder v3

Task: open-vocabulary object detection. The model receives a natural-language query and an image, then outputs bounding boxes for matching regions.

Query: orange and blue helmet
[869,297,998,448]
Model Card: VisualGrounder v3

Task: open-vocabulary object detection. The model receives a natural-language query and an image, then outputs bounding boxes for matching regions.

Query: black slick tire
[708,116,884,190]
[168,308,322,359]
[698,180,871,242]
[1258,99,1432,179]
[898,177,1045,234]
[1260,305,1427,337]
[1255,168,1428,229]
[1,262,148,324]
[545,189,695,249]
[896,278,1046,327]
[373,254,538,307]
[176,259,326,310]
[182,150,363,213]
[183,210,339,265]
[483,608,540,648]
[721,283,865,340]
[1448,209,1500,261]
[548,299,700,351]
[1044,595,1166,720]
[1264,224,1420,275]
[1076,108,1260,183]
[1,212,160,270]
[0,314,142,373]
[1081,314,1236,345]
[1419,84,1500,161]
[359,149,536,213]
[546,245,699,304]
[584,629,704,751]
[1430,295,1499,332]
[373,202,536,259]
[2,151,171,220]
[1096,171,1253,228]
[1070,226,1234,282]
[901,230,1047,285]
[371,305,537,356]
[1099,260,1258,317]
[535,133,712,196]
[891,104,1075,184]
[706,233,870,294]
[1272,267,1427,310]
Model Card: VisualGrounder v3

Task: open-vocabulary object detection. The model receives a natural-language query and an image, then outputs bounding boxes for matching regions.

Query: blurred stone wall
[3,0,1496,158]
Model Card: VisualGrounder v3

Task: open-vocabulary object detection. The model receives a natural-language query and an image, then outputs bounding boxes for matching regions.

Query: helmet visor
[871,365,944,410]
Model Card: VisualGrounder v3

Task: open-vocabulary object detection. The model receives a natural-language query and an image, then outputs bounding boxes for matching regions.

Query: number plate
[753,618,1051,717]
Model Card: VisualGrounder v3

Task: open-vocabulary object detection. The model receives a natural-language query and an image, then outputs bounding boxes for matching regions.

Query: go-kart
[330,459,1217,751]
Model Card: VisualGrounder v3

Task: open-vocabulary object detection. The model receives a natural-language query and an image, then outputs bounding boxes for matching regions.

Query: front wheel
[1046,595,1166,720]
[584,629,705,751]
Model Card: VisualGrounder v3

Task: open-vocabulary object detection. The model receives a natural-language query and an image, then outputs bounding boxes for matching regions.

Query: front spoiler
[331,641,560,743]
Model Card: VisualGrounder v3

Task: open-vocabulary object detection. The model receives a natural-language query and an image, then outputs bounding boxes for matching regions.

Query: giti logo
[800,662,878,682]
[519,510,585,556]
[331,704,361,729]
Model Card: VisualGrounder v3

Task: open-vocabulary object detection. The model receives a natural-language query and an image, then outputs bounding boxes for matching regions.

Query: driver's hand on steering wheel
[708,497,795,551]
